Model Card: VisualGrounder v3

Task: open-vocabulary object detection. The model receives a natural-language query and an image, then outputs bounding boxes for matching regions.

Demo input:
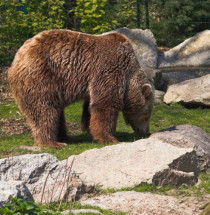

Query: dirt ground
[0,67,13,103]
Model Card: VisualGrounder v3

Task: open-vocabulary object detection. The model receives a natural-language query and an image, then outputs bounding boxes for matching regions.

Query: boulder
[65,139,199,189]
[164,74,210,107]
[0,153,94,204]
[151,125,210,172]
[158,30,210,67]
[80,191,206,215]
[114,27,158,68]
[0,181,33,208]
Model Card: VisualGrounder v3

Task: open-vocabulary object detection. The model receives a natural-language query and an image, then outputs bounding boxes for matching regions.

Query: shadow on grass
[69,131,138,144]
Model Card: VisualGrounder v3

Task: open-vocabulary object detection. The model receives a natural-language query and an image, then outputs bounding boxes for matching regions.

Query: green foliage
[73,0,118,34]
[113,0,137,29]
[149,0,210,46]
[0,0,65,65]
[0,196,61,215]
[1,0,210,64]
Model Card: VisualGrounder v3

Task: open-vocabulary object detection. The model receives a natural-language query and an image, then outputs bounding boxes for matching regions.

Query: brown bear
[8,29,154,148]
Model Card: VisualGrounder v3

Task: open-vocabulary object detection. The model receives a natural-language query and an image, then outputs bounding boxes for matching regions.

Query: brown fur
[8,29,154,148]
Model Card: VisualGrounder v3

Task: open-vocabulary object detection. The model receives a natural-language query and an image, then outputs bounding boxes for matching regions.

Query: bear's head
[123,71,154,138]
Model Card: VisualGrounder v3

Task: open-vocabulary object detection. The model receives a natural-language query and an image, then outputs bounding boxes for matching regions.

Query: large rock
[0,181,33,208]
[80,191,207,215]
[158,30,210,67]
[164,74,210,107]
[151,125,210,172]
[0,154,94,204]
[66,139,199,189]
[114,27,158,68]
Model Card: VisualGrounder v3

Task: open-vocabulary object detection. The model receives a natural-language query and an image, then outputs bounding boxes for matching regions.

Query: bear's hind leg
[89,108,119,144]
[57,110,71,142]
[57,110,79,143]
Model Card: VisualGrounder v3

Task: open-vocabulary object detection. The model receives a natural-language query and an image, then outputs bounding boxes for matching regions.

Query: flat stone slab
[66,139,199,189]
[80,191,207,215]
[164,74,210,107]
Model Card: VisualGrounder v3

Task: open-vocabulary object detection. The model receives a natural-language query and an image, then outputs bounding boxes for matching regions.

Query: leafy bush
[0,0,65,65]
[73,0,118,34]
[0,196,61,215]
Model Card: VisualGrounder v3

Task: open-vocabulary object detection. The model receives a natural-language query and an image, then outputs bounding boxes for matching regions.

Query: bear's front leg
[89,108,119,144]
[30,107,67,148]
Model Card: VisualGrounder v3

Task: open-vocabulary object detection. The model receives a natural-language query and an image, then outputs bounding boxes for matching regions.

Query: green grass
[98,183,172,195]
[98,173,210,198]
[0,101,23,119]
[0,101,210,160]
[150,103,210,133]
[44,202,127,215]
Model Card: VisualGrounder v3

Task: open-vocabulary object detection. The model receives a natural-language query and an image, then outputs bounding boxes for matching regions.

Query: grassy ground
[0,99,210,214]
[0,101,210,160]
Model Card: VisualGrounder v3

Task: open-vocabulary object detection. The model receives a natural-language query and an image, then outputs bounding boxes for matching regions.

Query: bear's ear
[142,84,152,98]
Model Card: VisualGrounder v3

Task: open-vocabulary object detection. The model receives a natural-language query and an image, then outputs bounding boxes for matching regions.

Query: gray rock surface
[0,154,94,204]
[164,74,210,107]
[161,70,198,86]
[158,30,210,67]
[114,27,158,68]
[155,90,165,103]
[151,125,210,172]
[157,68,210,91]
[66,139,199,189]
[0,181,33,208]
[80,191,207,215]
